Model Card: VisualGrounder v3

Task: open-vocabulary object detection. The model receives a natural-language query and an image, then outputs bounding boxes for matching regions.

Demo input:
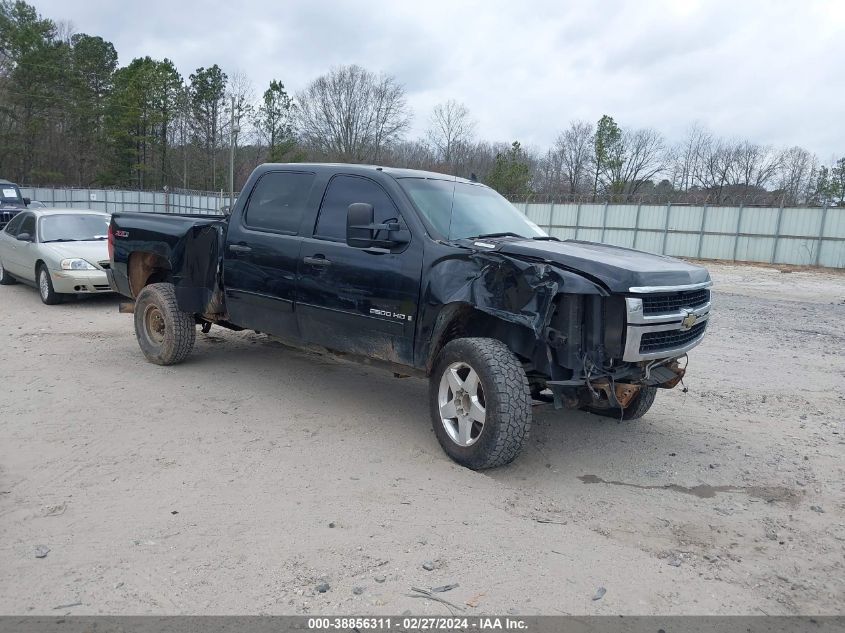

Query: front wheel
[134,283,196,365]
[38,265,64,305]
[429,338,532,470]
[584,385,657,420]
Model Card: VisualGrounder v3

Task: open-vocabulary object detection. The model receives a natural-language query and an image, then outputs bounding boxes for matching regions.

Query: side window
[243,171,316,234]
[4,213,25,236]
[19,214,35,238]
[314,175,400,242]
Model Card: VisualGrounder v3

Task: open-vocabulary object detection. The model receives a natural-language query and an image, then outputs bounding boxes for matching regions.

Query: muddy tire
[38,264,64,305]
[585,385,657,420]
[429,337,531,470]
[134,283,196,365]
[0,260,16,285]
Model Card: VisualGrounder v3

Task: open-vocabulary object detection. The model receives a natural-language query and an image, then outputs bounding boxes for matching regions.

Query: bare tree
[426,100,476,166]
[602,127,667,197]
[534,148,564,197]
[223,71,257,189]
[383,139,437,171]
[695,139,782,203]
[776,146,817,205]
[226,70,255,144]
[697,138,734,200]
[670,122,711,193]
[296,64,411,162]
[729,141,781,199]
[380,137,504,183]
[555,120,594,195]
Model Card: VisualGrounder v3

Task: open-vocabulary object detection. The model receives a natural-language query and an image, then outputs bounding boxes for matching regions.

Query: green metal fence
[515,202,844,268]
[19,187,844,268]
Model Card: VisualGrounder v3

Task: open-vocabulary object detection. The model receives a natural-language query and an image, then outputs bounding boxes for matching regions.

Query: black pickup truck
[108,163,711,469]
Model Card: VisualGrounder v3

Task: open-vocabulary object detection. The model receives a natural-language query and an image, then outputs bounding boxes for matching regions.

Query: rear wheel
[0,260,16,285]
[37,265,63,305]
[584,385,657,420]
[134,283,196,365]
[429,338,531,470]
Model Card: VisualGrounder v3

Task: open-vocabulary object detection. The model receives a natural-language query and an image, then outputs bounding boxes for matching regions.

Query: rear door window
[4,213,25,236]
[314,175,400,242]
[243,171,316,235]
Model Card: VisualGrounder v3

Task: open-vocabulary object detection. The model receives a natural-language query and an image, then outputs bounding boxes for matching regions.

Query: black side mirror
[346,203,375,249]
[346,203,408,251]
[23,197,31,206]
[17,232,32,242]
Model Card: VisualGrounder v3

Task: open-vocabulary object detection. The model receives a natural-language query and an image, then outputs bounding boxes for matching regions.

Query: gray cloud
[38,0,845,158]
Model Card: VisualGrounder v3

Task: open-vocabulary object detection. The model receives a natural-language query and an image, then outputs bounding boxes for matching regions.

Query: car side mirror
[23,197,31,206]
[347,203,409,251]
[346,203,376,249]
[16,232,32,242]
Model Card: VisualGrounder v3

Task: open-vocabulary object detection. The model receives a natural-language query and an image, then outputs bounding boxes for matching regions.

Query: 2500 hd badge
[370,307,413,321]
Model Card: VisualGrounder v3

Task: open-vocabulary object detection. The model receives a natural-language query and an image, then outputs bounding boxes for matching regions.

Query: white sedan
[0,208,112,304]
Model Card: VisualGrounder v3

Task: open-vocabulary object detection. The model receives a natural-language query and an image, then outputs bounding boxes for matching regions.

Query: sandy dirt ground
[0,263,843,616]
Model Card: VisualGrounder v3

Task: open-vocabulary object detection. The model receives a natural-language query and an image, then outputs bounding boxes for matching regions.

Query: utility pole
[229,96,235,211]
[181,110,187,189]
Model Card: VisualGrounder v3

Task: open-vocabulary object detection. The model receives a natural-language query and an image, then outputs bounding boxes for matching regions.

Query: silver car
[0,208,112,304]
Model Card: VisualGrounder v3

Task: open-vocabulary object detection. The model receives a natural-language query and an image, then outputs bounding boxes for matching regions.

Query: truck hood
[494,239,710,293]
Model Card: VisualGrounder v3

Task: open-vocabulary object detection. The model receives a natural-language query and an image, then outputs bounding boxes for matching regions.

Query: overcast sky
[35,0,845,160]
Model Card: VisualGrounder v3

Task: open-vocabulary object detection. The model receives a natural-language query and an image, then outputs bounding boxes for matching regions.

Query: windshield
[1,185,23,204]
[40,214,109,243]
[398,178,546,240]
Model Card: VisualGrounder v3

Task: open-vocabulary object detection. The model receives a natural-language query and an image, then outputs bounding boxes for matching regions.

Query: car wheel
[37,265,63,304]
[429,337,532,470]
[134,282,196,365]
[584,385,657,420]
[0,260,17,285]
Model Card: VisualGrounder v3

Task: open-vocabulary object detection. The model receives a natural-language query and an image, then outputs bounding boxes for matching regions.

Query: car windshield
[1,185,23,204]
[398,178,546,240]
[40,214,109,243]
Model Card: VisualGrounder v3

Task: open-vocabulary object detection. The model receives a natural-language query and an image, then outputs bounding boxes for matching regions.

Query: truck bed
[108,212,227,315]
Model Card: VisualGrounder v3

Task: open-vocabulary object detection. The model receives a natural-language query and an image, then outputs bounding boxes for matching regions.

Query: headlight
[61,258,96,270]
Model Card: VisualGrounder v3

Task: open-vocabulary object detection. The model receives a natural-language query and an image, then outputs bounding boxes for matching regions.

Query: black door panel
[224,232,302,334]
[297,240,420,363]
[297,175,422,364]
[223,170,318,338]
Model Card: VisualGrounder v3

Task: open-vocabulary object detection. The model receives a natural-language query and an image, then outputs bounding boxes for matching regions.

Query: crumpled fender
[416,251,606,368]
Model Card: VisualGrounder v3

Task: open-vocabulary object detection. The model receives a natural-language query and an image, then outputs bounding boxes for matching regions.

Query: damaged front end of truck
[421,246,710,415]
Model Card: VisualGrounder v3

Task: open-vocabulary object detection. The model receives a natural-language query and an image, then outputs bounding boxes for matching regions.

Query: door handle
[229,244,252,253]
[303,255,331,267]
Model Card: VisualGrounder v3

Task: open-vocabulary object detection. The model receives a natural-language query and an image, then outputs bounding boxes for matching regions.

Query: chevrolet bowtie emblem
[681,311,698,330]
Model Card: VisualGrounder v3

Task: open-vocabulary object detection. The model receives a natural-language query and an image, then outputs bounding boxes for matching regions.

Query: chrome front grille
[642,289,710,315]
[623,282,711,361]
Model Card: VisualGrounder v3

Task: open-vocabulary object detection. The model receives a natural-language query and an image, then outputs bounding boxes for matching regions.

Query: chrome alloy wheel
[438,361,486,447]
[39,269,50,300]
